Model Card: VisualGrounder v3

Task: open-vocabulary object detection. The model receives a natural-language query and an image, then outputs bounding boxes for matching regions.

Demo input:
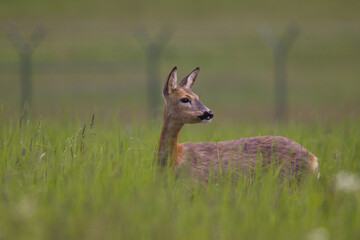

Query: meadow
[1,0,360,239]
[0,115,359,239]
[0,1,359,120]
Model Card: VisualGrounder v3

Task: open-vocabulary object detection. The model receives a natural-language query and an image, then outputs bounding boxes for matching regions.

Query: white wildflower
[307,227,329,240]
[334,171,360,193]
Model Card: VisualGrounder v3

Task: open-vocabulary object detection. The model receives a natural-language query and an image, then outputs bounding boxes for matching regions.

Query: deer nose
[199,111,214,121]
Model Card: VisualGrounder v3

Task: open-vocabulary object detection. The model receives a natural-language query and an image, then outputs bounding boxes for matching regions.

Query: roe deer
[157,67,319,181]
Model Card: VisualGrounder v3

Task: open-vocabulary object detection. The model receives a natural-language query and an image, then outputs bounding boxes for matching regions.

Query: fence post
[259,24,300,121]
[6,23,46,117]
[134,26,172,116]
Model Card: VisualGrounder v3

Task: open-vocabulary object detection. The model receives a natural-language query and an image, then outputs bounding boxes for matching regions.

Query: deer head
[162,67,214,124]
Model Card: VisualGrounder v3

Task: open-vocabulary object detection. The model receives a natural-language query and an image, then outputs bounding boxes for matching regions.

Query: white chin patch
[201,119,212,123]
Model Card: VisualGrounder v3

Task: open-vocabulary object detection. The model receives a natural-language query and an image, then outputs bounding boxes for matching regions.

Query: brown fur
[178,136,317,181]
[157,67,319,181]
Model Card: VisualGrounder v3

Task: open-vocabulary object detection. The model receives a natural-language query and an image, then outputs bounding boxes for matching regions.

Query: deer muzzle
[199,111,214,121]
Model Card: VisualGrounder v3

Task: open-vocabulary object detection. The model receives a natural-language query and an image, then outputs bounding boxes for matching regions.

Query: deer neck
[157,108,184,166]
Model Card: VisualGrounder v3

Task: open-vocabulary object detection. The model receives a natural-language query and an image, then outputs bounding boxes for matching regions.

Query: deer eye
[180,98,190,103]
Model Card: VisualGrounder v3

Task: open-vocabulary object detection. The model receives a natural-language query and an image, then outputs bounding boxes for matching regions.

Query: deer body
[158,67,318,181]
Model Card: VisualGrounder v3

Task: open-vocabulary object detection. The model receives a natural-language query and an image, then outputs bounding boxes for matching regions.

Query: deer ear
[179,67,199,89]
[163,66,178,96]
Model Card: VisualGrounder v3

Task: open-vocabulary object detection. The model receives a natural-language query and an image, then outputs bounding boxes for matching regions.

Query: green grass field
[1,0,360,239]
[1,1,359,120]
[0,116,359,239]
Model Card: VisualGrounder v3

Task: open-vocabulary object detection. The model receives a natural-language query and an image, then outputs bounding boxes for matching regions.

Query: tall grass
[0,117,359,239]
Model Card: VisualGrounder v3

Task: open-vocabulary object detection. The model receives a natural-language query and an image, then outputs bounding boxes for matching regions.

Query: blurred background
[0,0,359,123]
